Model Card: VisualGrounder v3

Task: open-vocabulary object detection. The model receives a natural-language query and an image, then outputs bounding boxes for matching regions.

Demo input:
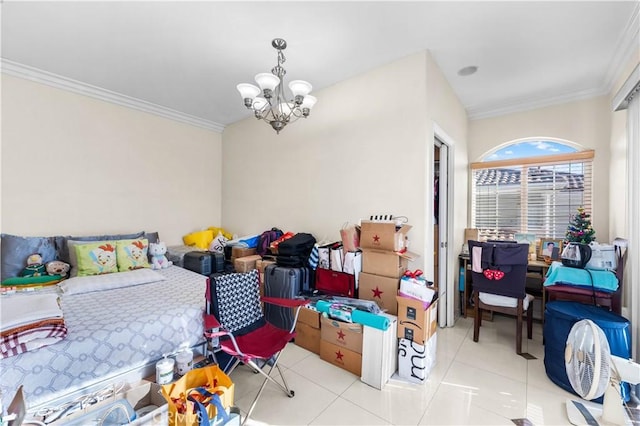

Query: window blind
[470,151,594,241]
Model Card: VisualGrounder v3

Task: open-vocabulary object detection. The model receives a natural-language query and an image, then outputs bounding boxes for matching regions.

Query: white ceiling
[2,1,638,130]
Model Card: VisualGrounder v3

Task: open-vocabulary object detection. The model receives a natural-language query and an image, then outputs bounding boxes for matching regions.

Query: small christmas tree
[565,206,596,244]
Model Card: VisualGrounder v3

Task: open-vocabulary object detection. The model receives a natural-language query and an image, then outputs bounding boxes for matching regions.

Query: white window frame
[470,149,594,241]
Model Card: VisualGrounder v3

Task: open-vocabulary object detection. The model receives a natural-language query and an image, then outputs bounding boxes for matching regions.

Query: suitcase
[184,251,225,276]
[263,264,310,331]
[212,252,225,273]
[315,268,357,298]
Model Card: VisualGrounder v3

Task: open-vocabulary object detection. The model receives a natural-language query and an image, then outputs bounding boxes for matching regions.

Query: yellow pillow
[116,239,150,271]
[183,230,214,249]
[75,242,118,276]
[208,227,234,241]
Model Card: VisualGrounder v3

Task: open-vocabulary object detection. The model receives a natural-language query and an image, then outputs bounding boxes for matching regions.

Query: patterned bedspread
[0,266,207,411]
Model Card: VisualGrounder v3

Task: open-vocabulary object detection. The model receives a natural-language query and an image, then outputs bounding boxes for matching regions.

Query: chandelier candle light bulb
[237,38,316,133]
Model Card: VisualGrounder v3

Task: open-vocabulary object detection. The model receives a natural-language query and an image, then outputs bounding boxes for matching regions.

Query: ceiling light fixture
[458,65,478,77]
[237,38,317,134]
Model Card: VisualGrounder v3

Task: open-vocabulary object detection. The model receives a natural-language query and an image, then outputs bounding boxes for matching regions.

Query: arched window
[470,139,593,240]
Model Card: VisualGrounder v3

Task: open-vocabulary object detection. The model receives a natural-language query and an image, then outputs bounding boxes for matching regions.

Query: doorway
[434,136,453,327]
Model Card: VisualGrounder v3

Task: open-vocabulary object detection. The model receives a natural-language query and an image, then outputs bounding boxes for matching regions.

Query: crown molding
[604,2,640,95]
[1,59,225,133]
[467,86,609,121]
[469,3,640,121]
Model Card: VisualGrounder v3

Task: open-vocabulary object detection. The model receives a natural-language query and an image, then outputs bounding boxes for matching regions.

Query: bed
[0,265,208,413]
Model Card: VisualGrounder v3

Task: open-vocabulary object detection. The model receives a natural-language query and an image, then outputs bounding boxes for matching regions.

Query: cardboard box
[361,314,398,390]
[358,272,400,315]
[259,273,264,297]
[396,296,438,345]
[298,306,321,328]
[399,278,436,304]
[362,249,417,278]
[360,221,412,252]
[234,254,262,272]
[295,322,321,354]
[320,316,363,353]
[398,334,437,384]
[256,258,276,273]
[464,228,480,244]
[320,340,362,376]
[231,246,257,259]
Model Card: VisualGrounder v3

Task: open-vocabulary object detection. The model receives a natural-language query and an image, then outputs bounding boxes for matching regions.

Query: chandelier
[236,38,317,134]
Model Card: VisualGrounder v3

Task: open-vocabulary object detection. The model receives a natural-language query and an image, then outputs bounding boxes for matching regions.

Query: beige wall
[468,96,612,242]
[223,52,433,269]
[425,52,469,283]
[1,75,222,245]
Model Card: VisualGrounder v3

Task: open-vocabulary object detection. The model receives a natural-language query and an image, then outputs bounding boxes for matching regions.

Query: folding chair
[203,269,307,425]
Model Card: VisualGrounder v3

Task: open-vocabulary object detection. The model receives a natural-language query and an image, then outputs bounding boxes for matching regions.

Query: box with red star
[358,272,401,315]
[360,221,412,252]
[320,315,363,353]
[319,340,362,376]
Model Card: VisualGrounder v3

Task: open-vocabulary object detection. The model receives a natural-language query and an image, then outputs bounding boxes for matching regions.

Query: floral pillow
[116,239,150,271]
[75,242,118,276]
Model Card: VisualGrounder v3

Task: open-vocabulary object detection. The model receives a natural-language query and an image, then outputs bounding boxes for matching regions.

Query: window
[471,140,593,241]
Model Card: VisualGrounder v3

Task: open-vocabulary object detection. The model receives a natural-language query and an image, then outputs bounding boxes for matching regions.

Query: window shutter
[471,151,593,241]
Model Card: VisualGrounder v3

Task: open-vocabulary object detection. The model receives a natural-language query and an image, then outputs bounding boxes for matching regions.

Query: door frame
[433,123,456,327]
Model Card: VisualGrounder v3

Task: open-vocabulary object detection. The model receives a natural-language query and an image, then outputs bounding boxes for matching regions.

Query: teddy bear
[20,253,46,277]
[149,242,173,270]
[46,260,71,277]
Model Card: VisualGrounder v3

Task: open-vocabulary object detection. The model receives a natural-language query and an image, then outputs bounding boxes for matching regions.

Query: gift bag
[162,364,235,426]
[330,244,344,272]
[317,242,337,270]
[343,251,362,275]
[340,223,360,252]
[209,232,229,253]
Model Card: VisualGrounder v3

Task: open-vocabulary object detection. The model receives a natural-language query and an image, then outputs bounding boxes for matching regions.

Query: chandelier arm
[242,38,315,133]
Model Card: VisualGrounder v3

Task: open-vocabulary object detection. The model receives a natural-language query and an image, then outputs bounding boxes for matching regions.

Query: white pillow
[59,268,166,295]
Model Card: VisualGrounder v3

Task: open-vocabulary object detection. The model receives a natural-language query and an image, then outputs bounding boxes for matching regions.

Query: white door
[435,138,452,327]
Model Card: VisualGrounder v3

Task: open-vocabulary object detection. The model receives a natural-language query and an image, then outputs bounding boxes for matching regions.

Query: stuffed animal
[20,253,46,277]
[149,242,173,270]
[46,260,71,277]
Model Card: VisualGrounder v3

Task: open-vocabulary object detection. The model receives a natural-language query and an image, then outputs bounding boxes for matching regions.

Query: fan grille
[565,319,611,400]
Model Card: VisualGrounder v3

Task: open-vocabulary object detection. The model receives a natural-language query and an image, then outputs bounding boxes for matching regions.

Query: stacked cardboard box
[231,246,256,263]
[358,221,418,315]
[396,294,438,383]
[233,254,262,272]
[319,316,363,376]
[294,306,322,354]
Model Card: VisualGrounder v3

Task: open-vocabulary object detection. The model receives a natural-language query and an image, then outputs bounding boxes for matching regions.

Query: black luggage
[183,251,224,276]
[277,233,316,257]
[263,264,310,331]
[276,255,306,268]
[212,252,225,273]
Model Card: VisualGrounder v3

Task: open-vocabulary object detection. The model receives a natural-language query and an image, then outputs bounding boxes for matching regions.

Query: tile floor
[229,315,581,426]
